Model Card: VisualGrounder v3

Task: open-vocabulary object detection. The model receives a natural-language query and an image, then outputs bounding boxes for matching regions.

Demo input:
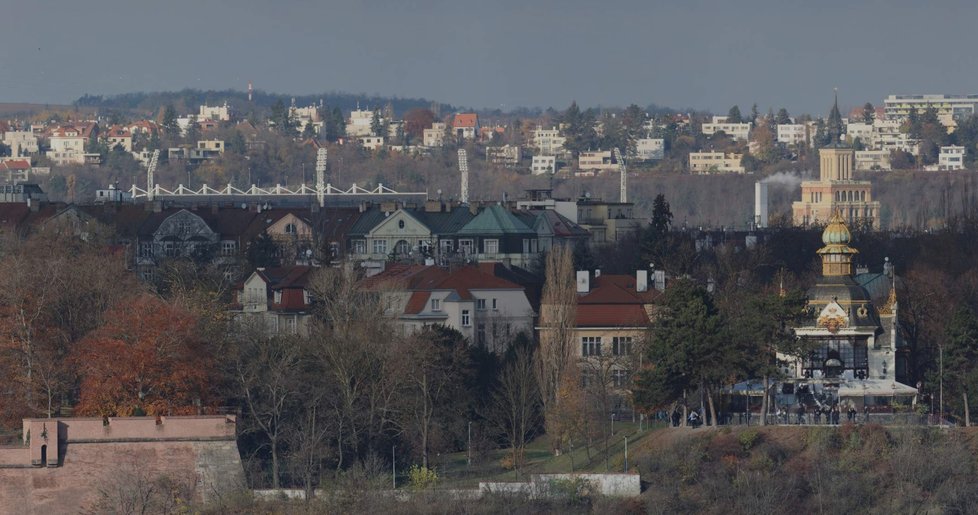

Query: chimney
[636,270,648,292]
[425,200,443,212]
[883,257,894,277]
[576,271,590,294]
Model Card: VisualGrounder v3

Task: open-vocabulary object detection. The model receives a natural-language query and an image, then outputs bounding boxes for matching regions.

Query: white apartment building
[290,104,322,134]
[47,126,87,165]
[777,124,807,146]
[689,151,744,174]
[578,150,617,172]
[2,131,39,157]
[845,122,873,144]
[423,122,446,147]
[884,94,978,124]
[531,155,556,175]
[531,127,567,156]
[358,136,385,151]
[702,122,751,141]
[633,138,664,160]
[346,108,376,137]
[872,119,919,155]
[939,146,965,170]
[855,150,892,171]
[199,103,231,122]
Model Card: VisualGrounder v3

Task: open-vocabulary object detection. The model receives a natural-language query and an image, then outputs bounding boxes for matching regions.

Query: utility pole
[392,445,396,489]
[937,343,944,427]
[467,421,472,467]
[624,435,628,473]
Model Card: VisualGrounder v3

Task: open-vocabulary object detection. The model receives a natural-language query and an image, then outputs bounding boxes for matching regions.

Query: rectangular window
[221,240,237,256]
[373,239,387,255]
[459,239,473,255]
[461,309,471,327]
[477,323,486,346]
[140,242,153,258]
[613,337,633,356]
[582,336,602,357]
[523,239,530,254]
[484,239,499,255]
[476,298,486,310]
[440,239,454,253]
[273,291,282,304]
[353,240,366,254]
[612,369,630,388]
[492,298,497,310]
[431,298,441,311]
[288,316,298,335]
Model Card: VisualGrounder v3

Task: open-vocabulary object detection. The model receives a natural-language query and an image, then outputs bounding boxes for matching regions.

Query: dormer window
[274,291,282,304]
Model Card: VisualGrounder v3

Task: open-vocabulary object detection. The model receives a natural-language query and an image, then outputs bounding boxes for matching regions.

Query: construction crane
[458,149,469,204]
[315,147,328,207]
[613,147,627,203]
[146,149,160,201]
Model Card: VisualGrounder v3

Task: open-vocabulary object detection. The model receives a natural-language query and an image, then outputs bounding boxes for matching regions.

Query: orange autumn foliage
[72,294,215,417]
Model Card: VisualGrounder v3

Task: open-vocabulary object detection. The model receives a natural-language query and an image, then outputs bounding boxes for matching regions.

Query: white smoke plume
[760,171,805,188]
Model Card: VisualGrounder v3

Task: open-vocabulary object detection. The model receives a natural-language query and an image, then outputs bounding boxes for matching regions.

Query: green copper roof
[456,205,534,235]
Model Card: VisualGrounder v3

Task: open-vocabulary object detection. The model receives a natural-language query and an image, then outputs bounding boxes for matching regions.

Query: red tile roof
[363,264,525,306]
[404,291,432,314]
[453,113,478,128]
[576,305,650,327]
[0,160,31,171]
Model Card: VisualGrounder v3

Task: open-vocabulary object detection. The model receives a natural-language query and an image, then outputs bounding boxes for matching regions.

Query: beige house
[689,151,744,173]
[578,150,617,172]
[702,121,751,141]
[423,122,447,147]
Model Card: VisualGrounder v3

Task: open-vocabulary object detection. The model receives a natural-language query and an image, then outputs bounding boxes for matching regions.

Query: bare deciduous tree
[535,245,577,450]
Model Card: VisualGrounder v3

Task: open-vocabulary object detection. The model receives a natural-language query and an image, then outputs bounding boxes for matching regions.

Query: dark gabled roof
[456,204,534,236]
[137,208,259,239]
[532,209,590,238]
[347,208,390,237]
[258,265,315,289]
[412,206,475,234]
[312,207,363,245]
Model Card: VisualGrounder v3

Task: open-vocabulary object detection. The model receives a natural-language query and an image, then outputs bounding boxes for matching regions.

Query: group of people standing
[776,402,869,425]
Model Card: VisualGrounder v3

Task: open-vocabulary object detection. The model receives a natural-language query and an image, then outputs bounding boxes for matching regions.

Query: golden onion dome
[822,211,851,245]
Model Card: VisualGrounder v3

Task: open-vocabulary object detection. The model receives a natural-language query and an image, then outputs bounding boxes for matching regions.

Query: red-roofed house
[232,266,316,335]
[452,113,480,141]
[0,159,32,183]
[540,270,659,398]
[102,126,133,152]
[362,263,534,352]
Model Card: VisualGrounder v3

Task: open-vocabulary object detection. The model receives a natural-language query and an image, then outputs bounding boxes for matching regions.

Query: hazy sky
[3,0,977,114]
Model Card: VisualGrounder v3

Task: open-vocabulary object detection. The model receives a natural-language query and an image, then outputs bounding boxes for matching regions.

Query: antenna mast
[458,148,469,204]
[613,147,627,203]
[146,149,160,201]
[315,147,328,207]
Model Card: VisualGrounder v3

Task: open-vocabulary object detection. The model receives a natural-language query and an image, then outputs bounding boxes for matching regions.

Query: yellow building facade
[792,147,881,229]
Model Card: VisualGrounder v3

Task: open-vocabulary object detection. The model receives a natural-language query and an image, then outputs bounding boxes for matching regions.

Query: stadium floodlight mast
[315,147,328,207]
[458,148,469,204]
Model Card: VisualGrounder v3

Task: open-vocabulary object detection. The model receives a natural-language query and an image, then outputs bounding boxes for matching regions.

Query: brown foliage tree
[72,294,215,417]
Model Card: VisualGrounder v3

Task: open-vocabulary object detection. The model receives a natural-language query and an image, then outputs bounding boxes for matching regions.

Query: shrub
[407,465,437,491]
[738,428,761,451]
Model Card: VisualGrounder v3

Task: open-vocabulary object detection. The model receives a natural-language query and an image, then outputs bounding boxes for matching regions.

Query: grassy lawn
[429,420,666,488]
